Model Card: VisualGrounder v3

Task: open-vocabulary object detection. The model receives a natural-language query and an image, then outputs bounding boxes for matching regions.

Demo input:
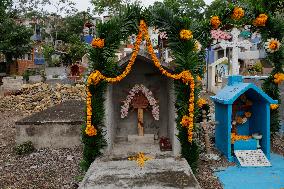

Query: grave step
[114,136,128,143]
[234,149,271,167]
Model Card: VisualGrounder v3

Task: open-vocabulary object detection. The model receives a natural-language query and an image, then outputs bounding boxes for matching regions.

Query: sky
[72,0,215,13]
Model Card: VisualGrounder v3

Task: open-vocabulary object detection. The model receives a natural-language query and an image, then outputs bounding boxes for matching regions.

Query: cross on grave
[219,28,252,75]
[131,92,149,136]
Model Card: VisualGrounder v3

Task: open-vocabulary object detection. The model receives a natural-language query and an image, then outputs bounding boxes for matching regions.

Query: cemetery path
[215,153,284,189]
[0,111,83,189]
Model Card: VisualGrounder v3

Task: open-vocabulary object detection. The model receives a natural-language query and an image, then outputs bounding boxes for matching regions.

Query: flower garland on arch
[121,84,159,121]
[86,20,196,143]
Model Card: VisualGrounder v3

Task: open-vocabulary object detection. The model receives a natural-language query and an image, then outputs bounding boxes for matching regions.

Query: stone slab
[79,157,201,189]
[235,149,271,167]
[128,134,155,144]
[15,100,84,148]
[16,100,85,125]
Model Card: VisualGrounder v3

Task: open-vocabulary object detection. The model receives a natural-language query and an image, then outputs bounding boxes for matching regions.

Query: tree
[0,0,33,73]
[162,0,206,20]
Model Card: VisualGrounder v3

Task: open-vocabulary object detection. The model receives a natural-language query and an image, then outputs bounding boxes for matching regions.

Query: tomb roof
[211,75,278,105]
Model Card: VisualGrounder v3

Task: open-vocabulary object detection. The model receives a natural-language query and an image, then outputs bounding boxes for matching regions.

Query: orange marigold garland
[253,14,268,27]
[231,133,251,144]
[91,38,105,48]
[210,16,221,29]
[197,98,207,108]
[231,7,245,20]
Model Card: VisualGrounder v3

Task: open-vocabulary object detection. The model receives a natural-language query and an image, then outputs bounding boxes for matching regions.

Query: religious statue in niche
[121,84,159,136]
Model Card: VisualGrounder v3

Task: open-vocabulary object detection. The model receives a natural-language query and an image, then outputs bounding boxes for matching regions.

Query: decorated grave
[211,75,277,165]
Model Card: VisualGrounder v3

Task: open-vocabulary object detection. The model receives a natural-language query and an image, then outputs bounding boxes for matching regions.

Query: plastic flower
[232,7,245,20]
[273,73,284,84]
[270,104,279,110]
[236,116,243,124]
[179,29,193,40]
[264,38,281,53]
[253,14,268,27]
[197,98,207,108]
[91,38,105,48]
[194,40,202,52]
[245,112,252,118]
[210,16,221,29]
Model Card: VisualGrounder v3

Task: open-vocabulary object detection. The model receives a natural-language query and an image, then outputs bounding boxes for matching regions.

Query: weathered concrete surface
[79,157,201,189]
[15,100,84,148]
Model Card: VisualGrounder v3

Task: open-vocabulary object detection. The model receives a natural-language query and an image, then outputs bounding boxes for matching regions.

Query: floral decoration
[270,104,279,110]
[179,29,193,40]
[197,98,207,108]
[231,7,245,20]
[211,29,232,41]
[86,20,195,142]
[91,38,105,48]
[264,38,281,53]
[210,16,221,29]
[273,73,284,85]
[253,14,268,27]
[194,40,202,53]
[121,84,159,120]
[231,133,251,144]
[128,152,153,168]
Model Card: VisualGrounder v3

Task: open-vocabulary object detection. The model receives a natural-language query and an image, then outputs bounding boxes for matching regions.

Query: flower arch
[120,84,159,121]
[81,5,205,172]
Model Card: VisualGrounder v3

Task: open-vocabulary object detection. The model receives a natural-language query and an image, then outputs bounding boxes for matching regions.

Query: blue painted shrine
[211,75,277,162]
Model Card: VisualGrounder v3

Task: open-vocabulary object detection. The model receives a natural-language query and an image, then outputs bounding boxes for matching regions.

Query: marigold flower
[274,73,284,84]
[264,38,281,53]
[180,29,193,40]
[210,16,221,29]
[91,38,105,48]
[232,7,245,20]
[253,14,268,27]
[197,98,207,108]
[270,104,279,110]
[85,125,97,136]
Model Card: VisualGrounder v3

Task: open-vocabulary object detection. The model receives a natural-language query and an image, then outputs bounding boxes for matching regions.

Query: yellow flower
[253,14,268,27]
[210,16,221,29]
[232,7,245,20]
[244,112,252,118]
[197,98,207,108]
[128,152,152,168]
[91,38,105,48]
[180,115,190,127]
[265,38,281,53]
[85,125,97,136]
[274,73,284,84]
[270,104,279,110]
[179,29,193,40]
[194,40,202,52]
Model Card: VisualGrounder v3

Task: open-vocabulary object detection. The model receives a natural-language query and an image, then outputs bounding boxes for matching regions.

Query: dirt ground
[0,111,83,189]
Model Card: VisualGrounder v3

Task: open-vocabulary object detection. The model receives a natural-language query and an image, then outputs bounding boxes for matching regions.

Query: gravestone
[0,76,23,96]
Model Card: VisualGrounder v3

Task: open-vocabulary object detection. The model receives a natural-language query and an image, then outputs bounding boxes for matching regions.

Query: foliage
[0,1,33,73]
[14,141,35,155]
[91,0,136,15]
[43,44,55,65]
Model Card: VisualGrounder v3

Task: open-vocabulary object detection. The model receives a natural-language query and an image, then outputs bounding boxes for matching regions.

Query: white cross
[220,28,252,75]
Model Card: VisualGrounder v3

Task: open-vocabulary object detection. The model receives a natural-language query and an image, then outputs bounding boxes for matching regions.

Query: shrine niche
[120,84,159,136]
[211,75,277,163]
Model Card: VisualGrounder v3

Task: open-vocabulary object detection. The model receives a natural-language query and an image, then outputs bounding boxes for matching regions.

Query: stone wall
[0,76,23,96]
[112,57,171,139]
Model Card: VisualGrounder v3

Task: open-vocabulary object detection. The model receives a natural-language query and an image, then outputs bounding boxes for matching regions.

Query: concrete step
[114,136,128,143]
[79,157,201,189]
